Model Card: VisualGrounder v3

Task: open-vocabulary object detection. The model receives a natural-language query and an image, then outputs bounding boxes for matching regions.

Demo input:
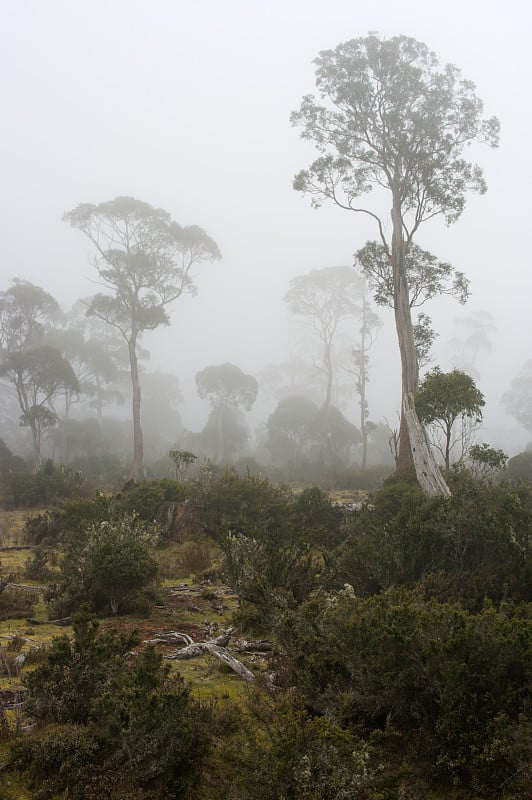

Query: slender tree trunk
[359,298,369,471]
[216,406,224,463]
[360,377,368,471]
[391,189,450,496]
[324,342,333,410]
[31,422,41,473]
[128,335,144,481]
[95,374,104,432]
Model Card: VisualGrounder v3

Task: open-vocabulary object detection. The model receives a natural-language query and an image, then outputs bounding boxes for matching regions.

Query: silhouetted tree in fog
[0,280,77,470]
[64,197,221,480]
[196,363,258,463]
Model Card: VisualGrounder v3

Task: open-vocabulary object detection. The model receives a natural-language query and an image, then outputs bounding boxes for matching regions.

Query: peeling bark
[403,393,451,497]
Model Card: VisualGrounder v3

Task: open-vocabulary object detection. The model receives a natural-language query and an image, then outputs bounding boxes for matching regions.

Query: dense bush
[24,492,112,546]
[507,449,532,483]
[189,470,293,541]
[6,460,90,508]
[13,612,212,800]
[338,474,531,607]
[278,589,531,798]
[210,692,375,800]
[0,581,36,619]
[112,478,187,522]
[203,478,342,624]
[48,515,160,616]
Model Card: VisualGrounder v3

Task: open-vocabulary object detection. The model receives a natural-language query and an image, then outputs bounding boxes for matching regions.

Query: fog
[2,0,532,467]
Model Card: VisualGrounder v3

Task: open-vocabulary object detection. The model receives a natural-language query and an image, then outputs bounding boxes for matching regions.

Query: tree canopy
[416,367,485,474]
[292,34,498,495]
[0,281,77,470]
[64,196,221,479]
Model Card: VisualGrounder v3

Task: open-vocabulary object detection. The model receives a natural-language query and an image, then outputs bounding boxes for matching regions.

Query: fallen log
[144,628,256,682]
[26,616,71,627]
[4,583,47,593]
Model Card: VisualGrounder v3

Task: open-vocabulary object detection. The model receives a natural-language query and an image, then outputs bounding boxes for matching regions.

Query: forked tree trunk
[128,336,144,481]
[391,191,450,496]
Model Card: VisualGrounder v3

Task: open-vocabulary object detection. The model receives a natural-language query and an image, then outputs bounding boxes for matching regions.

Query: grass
[0,521,265,800]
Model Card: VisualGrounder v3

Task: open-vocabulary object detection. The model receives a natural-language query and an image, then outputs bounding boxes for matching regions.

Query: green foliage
[7,460,88,508]
[15,613,212,799]
[93,647,212,798]
[11,723,100,799]
[507,450,532,483]
[467,442,508,483]
[279,590,531,797]
[417,368,485,425]
[292,34,499,227]
[339,476,531,607]
[217,482,341,623]
[213,692,375,800]
[190,470,292,542]
[113,478,187,522]
[24,609,140,724]
[50,515,160,615]
[291,486,343,548]
[0,582,36,619]
[24,492,111,545]
[416,368,485,472]
[24,547,54,582]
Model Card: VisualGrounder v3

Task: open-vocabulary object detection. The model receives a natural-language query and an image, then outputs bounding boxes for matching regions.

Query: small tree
[415,368,485,475]
[169,449,197,479]
[64,197,220,480]
[467,443,507,483]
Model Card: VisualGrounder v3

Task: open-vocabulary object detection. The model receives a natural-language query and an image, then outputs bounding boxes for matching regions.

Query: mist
[2,0,532,475]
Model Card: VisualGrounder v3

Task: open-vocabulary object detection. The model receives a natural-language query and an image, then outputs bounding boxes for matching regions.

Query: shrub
[24,609,140,725]
[24,493,112,546]
[10,723,100,799]
[24,547,54,582]
[15,616,213,800]
[291,486,343,548]
[7,460,89,508]
[339,476,532,607]
[113,479,187,522]
[279,590,531,797]
[211,692,375,800]
[49,515,160,616]
[189,470,292,542]
[507,450,532,483]
[0,582,36,619]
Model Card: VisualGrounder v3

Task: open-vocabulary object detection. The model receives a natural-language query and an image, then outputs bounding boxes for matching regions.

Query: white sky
[1,0,531,451]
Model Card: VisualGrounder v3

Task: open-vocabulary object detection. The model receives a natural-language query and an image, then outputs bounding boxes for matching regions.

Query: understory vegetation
[0,467,529,800]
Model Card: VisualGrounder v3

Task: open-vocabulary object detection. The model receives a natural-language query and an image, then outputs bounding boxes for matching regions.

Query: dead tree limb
[144,628,256,682]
